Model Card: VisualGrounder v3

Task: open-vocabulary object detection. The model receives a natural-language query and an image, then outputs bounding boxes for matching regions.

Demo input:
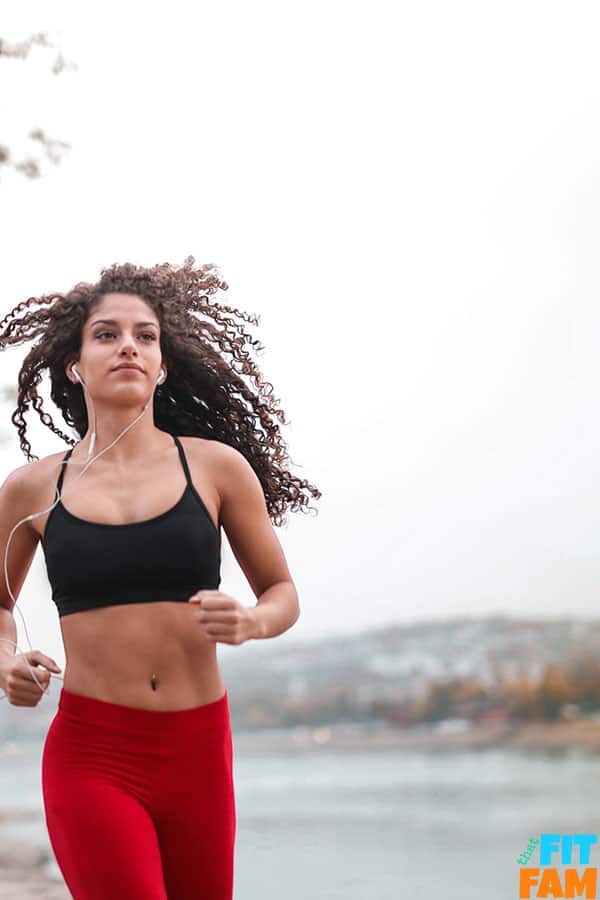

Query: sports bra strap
[56,446,74,494]
[172,435,193,488]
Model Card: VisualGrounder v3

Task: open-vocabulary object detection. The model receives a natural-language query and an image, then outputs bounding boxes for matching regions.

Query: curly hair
[0,256,321,527]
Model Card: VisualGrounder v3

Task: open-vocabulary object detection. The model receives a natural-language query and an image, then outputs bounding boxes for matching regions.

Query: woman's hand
[0,649,62,707]
[188,590,259,645]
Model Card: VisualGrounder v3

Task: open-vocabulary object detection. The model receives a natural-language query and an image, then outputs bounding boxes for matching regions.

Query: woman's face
[69,293,165,398]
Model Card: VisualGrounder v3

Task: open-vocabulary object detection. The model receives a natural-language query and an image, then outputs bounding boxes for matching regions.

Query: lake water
[1,733,599,899]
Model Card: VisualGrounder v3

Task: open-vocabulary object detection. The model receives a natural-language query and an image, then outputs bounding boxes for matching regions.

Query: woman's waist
[60,657,225,710]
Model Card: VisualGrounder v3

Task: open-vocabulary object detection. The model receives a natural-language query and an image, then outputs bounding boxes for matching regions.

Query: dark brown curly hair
[0,256,321,527]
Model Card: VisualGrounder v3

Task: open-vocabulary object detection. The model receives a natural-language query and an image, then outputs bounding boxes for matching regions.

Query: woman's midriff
[59,600,226,710]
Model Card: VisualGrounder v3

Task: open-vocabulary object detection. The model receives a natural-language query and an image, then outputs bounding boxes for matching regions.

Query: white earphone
[0,358,167,701]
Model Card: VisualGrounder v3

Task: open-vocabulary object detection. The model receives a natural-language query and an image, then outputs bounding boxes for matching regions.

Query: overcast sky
[1,1,599,670]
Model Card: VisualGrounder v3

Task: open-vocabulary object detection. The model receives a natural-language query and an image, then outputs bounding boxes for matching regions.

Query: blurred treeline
[369,662,600,725]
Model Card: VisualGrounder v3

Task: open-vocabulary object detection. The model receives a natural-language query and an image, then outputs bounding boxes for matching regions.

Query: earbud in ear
[71,364,80,383]
[157,368,165,384]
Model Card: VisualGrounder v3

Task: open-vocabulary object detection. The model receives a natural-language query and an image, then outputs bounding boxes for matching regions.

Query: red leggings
[42,687,236,900]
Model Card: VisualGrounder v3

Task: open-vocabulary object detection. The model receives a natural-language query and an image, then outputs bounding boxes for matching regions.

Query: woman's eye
[94,332,156,341]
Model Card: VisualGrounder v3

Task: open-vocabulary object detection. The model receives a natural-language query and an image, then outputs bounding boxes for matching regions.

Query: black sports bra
[41,434,221,618]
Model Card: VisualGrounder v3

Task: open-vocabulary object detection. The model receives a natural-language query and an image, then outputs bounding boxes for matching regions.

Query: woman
[0,256,321,899]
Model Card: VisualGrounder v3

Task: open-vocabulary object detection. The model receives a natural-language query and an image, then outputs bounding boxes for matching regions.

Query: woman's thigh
[153,724,236,900]
[42,714,168,900]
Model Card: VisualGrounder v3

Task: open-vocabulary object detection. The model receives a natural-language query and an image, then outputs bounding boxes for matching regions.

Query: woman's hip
[42,687,233,793]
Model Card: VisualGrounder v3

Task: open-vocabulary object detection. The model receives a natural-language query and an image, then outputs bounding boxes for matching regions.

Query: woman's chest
[30,438,220,540]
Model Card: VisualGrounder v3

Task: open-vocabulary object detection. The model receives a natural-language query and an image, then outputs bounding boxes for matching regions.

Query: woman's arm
[249,580,299,639]
[212,443,300,640]
[0,466,40,629]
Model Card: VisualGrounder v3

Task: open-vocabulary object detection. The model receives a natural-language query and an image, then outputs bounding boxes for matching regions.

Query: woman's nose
[118,334,138,352]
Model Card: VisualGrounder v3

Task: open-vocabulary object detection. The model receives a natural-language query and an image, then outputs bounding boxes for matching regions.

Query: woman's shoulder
[0,451,66,519]
[177,436,248,505]
[178,435,240,464]
[11,450,67,494]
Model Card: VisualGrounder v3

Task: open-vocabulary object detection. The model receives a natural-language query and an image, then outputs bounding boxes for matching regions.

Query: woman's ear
[66,358,79,383]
